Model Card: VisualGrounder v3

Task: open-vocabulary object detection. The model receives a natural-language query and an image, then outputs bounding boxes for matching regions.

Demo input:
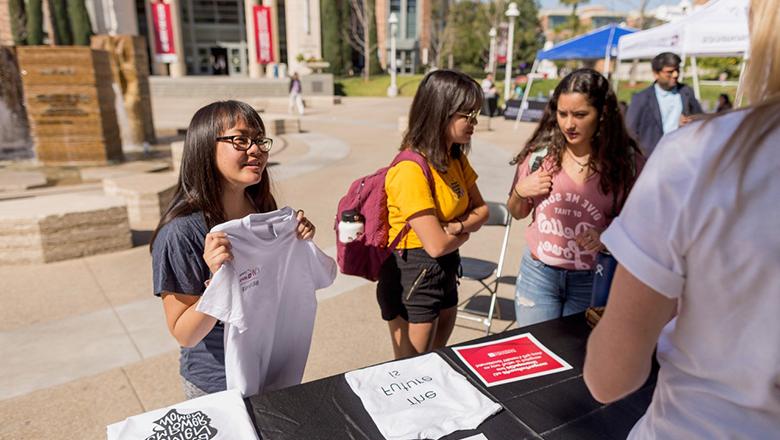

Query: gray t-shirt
[151,211,226,393]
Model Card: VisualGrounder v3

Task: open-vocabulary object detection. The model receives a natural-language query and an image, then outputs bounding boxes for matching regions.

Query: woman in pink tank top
[507,69,644,327]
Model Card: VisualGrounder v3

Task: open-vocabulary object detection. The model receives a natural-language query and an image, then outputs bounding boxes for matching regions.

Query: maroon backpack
[334,150,435,281]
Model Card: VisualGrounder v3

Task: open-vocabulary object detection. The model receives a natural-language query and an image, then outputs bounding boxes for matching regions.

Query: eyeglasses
[216,135,273,153]
[456,110,480,125]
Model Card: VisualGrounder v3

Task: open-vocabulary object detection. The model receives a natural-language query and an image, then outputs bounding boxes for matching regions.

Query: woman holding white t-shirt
[149,100,316,399]
[585,1,780,437]
[507,69,644,327]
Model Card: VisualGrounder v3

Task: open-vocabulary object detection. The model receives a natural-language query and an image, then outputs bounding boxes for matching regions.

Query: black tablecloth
[246,313,656,440]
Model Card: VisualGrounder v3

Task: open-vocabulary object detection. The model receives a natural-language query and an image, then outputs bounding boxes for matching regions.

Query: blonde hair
[709,0,780,192]
[742,0,780,103]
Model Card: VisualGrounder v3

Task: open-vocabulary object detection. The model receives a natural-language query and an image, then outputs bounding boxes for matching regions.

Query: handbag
[591,251,618,307]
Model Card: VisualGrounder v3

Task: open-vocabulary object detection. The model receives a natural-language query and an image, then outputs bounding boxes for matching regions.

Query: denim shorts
[514,249,594,327]
[376,248,460,323]
[181,376,209,400]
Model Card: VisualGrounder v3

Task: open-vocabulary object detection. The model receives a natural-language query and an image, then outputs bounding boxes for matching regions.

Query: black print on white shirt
[144,409,218,440]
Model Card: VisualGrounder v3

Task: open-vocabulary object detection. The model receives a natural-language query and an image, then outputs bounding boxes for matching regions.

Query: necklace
[566,149,590,173]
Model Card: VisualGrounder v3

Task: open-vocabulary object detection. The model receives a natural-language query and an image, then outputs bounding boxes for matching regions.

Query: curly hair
[512,68,643,214]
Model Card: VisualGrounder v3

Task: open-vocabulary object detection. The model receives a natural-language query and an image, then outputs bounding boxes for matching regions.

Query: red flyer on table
[452,333,573,387]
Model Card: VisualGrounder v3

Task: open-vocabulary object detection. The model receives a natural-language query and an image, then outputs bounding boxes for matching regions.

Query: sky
[538,0,684,13]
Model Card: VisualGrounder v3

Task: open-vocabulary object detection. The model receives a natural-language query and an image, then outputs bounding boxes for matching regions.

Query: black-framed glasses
[456,110,480,125]
[216,135,273,152]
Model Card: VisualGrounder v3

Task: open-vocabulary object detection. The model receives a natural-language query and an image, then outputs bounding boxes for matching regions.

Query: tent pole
[603,25,616,77]
[514,58,539,131]
[613,57,621,95]
[679,53,687,82]
[735,55,748,107]
[691,55,701,101]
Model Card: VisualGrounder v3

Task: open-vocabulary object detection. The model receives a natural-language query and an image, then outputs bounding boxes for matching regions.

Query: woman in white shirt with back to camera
[584,1,780,438]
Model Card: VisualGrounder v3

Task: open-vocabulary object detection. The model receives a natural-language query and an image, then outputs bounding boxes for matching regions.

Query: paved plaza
[0,97,537,439]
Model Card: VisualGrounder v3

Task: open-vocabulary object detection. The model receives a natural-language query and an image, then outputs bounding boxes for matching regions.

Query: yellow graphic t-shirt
[385,154,478,249]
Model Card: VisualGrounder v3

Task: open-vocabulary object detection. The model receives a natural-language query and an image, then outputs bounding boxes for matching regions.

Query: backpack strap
[388,150,437,250]
[390,150,436,197]
[528,146,549,173]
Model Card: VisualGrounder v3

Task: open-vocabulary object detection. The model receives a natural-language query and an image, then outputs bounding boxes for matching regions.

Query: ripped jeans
[514,249,594,328]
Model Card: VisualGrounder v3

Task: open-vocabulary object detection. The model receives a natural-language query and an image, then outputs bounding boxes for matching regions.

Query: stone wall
[16,46,123,164]
[91,34,157,149]
[0,46,33,160]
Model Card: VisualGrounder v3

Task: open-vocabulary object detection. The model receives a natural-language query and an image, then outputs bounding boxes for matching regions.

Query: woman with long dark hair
[150,100,315,398]
[507,68,643,327]
[378,70,489,358]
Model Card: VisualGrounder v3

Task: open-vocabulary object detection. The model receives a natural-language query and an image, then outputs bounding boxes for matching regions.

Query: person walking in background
[507,68,644,328]
[716,93,733,112]
[149,101,316,399]
[378,70,489,359]
[289,72,304,116]
[626,52,703,155]
[584,0,780,437]
[481,73,499,117]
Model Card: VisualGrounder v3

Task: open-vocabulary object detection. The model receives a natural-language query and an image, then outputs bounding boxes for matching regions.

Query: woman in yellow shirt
[378,70,489,359]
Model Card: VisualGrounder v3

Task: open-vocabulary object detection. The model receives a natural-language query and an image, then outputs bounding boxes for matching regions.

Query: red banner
[151,2,177,63]
[253,5,274,64]
[452,333,573,387]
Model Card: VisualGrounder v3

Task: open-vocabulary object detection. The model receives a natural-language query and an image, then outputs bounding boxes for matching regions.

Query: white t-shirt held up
[197,207,337,397]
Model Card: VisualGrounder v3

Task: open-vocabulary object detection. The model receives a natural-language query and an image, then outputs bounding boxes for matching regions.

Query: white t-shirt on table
[345,352,502,440]
[601,110,780,439]
[107,389,258,440]
[197,207,337,397]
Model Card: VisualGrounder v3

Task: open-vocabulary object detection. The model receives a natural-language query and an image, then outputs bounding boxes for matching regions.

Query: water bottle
[591,250,618,307]
[338,210,365,243]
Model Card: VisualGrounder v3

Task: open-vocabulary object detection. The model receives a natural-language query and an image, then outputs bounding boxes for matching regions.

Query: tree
[67,0,93,45]
[345,0,380,80]
[440,0,542,75]
[442,1,490,72]
[321,0,352,75]
[559,0,589,34]
[48,0,73,45]
[428,0,450,69]
[11,0,93,46]
[25,0,44,45]
[8,0,27,44]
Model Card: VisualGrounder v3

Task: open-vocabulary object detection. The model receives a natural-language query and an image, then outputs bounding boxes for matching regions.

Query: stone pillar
[0,0,14,46]
[267,0,281,68]
[245,0,262,78]
[166,0,186,77]
[376,0,388,69]
[285,0,322,75]
[144,0,167,75]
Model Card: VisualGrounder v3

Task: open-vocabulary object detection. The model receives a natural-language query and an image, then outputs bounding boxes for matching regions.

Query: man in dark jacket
[626,52,703,155]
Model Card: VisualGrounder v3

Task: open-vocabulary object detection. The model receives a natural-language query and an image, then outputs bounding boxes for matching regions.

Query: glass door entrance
[218,41,248,76]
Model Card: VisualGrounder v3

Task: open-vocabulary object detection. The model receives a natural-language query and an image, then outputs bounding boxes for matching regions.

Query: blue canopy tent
[515,24,636,126]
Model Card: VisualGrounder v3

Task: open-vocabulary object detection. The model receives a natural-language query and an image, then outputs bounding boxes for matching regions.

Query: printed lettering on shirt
[144,409,218,440]
[535,191,605,269]
[238,266,260,293]
[379,370,437,406]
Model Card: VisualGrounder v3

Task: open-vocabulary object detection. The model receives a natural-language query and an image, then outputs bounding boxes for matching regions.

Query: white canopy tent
[616,0,750,103]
